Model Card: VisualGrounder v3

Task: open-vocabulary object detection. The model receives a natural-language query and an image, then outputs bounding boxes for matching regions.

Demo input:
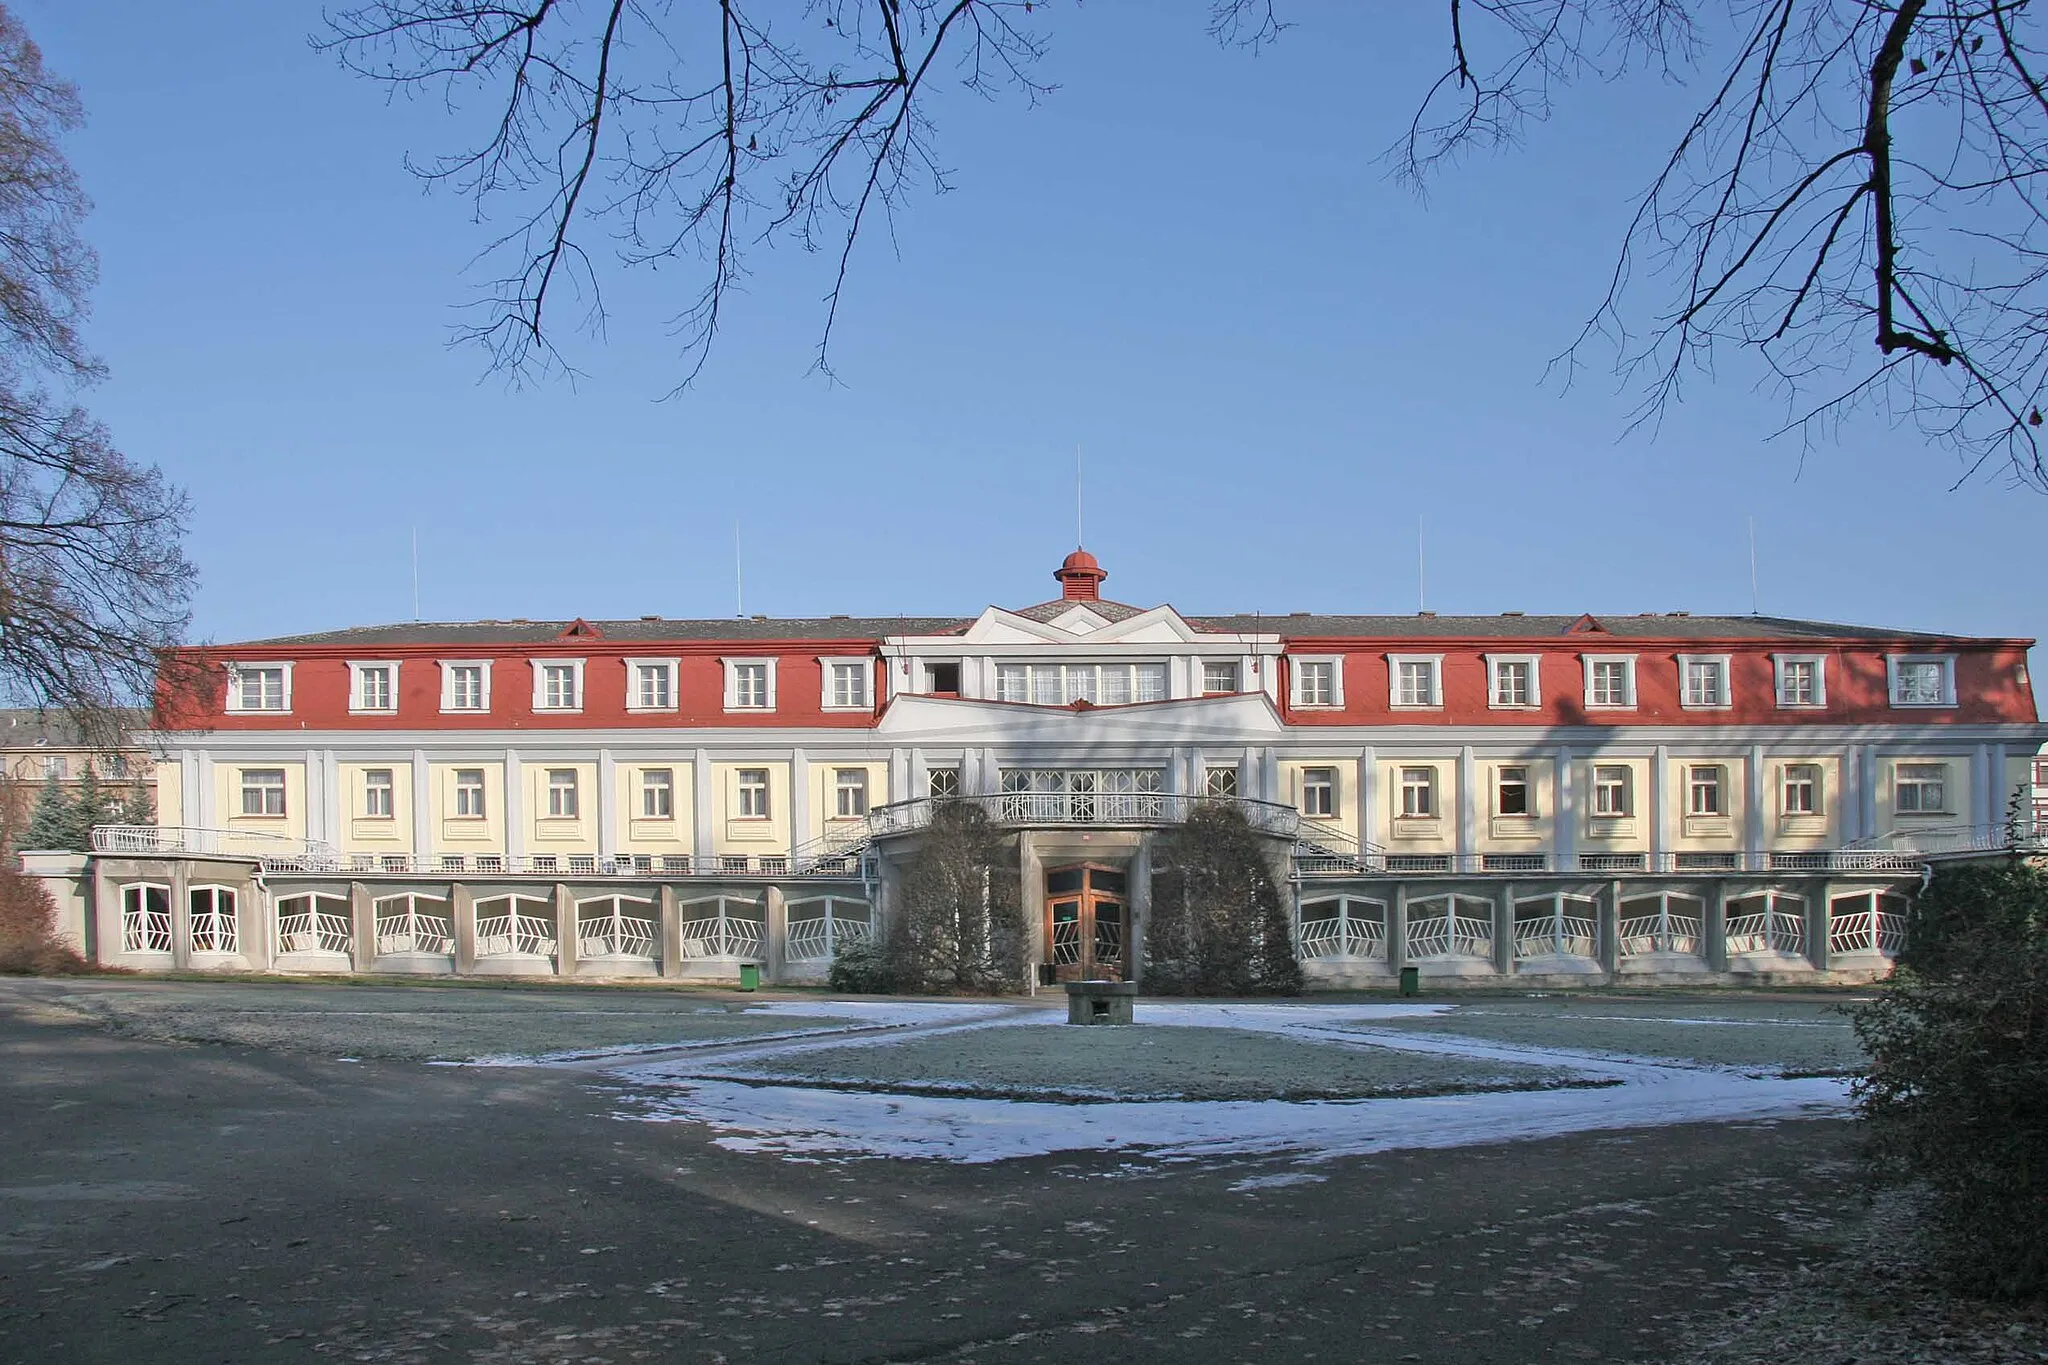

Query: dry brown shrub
[0,860,88,973]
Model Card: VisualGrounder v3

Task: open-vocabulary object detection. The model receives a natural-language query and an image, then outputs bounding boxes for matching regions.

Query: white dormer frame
[1676,653,1734,710]
[723,656,779,712]
[1483,653,1543,710]
[346,660,401,715]
[224,661,294,714]
[438,659,493,713]
[1770,653,1829,709]
[1580,653,1638,710]
[530,657,586,713]
[623,657,680,713]
[819,655,875,711]
[1386,653,1444,709]
[1289,655,1345,709]
[1887,652,1958,708]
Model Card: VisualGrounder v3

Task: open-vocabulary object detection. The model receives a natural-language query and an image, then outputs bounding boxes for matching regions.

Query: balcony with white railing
[866,792,1303,841]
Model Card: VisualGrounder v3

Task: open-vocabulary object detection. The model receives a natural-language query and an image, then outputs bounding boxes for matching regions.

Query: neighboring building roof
[0,708,151,749]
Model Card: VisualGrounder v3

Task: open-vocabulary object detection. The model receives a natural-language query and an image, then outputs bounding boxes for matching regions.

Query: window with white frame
[240,768,286,817]
[41,755,64,780]
[545,769,579,819]
[1687,765,1725,817]
[1398,766,1436,819]
[363,768,394,818]
[628,660,676,711]
[1202,660,1241,695]
[834,768,869,818]
[1301,766,1336,817]
[1487,655,1540,708]
[1496,765,1531,817]
[454,768,486,818]
[1292,658,1340,708]
[824,660,872,710]
[1204,765,1239,798]
[996,664,1028,703]
[641,768,673,819]
[534,660,582,711]
[229,664,290,713]
[725,660,775,710]
[441,661,490,713]
[1782,764,1821,816]
[1389,655,1442,708]
[1773,655,1826,708]
[350,662,398,713]
[1679,655,1731,709]
[1592,764,1632,818]
[1889,655,1956,708]
[996,662,1167,707]
[1583,656,1636,709]
[1895,762,1948,814]
[927,767,961,799]
[736,768,770,818]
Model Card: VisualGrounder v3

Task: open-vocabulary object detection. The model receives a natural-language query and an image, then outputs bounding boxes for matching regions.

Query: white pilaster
[504,748,524,858]
[193,750,214,826]
[1860,745,1880,840]
[1457,746,1477,861]
[304,749,324,848]
[1840,744,1862,842]
[1553,746,1576,869]
[1744,745,1766,869]
[321,749,341,847]
[1976,742,1996,832]
[1990,742,2010,829]
[1649,744,1669,865]
[410,749,431,857]
[790,747,810,843]
[1357,746,1377,848]
[597,748,617,856]
[909,748,927,803]
[692,748,714,861]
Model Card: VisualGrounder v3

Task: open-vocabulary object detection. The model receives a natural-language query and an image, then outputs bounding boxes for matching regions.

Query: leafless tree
[327,2,2048,486]
[0,6,195,750]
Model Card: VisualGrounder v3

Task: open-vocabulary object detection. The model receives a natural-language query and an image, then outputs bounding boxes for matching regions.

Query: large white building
[39,548,2048,987]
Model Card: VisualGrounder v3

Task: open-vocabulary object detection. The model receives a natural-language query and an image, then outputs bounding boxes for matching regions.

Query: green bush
[1852,859,2048,1300]
[825,939,899,994]
[1146,803,1302,996]
[883,801,1022,993]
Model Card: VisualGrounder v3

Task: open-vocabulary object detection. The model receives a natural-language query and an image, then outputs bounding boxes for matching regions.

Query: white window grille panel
[120,884,172,954]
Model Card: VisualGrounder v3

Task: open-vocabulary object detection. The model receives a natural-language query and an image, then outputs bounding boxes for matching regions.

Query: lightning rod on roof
[1075,443,1083,547]
[1748,516,1760,615]
[411,526,420,622]
[735,520,744,619]
[1418,515,1426,613]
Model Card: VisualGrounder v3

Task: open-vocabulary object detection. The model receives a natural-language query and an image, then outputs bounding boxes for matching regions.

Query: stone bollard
[1064,979,1137,1025]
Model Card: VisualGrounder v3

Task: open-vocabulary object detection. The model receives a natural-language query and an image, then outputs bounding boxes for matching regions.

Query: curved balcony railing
[92,824,338,862]
[865,792,1303,840]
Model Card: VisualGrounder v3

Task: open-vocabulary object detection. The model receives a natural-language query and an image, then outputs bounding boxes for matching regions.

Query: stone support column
[1129,833,1152,987]
[659,884,682,978]
[597,749,618,858]
[1808,879,1833,971]
[1706,883,1730,973]
[553,883,576,977]
[1859,746,1880,844]
[504,749,524,860]
[1650,745,1669,871]
[1599,880,1622,976]
[451,883,477,975]
[1357,746,1378,854]
[1458,746,1478,872]
[239,876,270,970]
[91,859,119,966]
[1554,747,1577,873]
[789,748,810,851]
[1389,884,1409,973]
[169,859,192,970]
[692,750,715,868]
[349,881,375,973]
[1018,833,1045,984]
[411,748,432,864]
[1744,745,1767,870]
[764,885,787,983]
[1492,883,1516,975]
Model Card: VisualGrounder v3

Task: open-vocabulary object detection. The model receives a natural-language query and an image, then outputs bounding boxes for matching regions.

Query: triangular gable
[896,602,1268,648]
[1564,614,1607,635]
[559,618,603,639]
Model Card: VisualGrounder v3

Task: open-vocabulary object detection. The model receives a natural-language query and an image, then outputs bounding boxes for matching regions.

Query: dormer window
[1291,657,1344,708]
[925,661,961,697]
[1203,661,1241,695]
[1485,655,1541,709]
[1678,655,1732,709]
[227,663,291,713]
[993,662,1165,706]
[1773,655,1827,708]
[1387,655,1441,709]
[627,659,677,711]
[349,661,399,714]
[820,658,873,710]
[1888,655,1957,708]
[724,658,777,711]
[532,659,584,712]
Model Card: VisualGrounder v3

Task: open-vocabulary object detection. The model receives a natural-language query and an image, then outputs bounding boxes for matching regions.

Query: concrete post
[1808,879,1833,970]
[1706,883,1730,973]
[1492,884,1516,975]
[1129,833,1153,987]
[1598,880,1622,976]
[764,885,787,983]
[169,859,192,971]
[1458,746,1478,871]
[1650,745,1669,871]
[553,883,576,977]
[1389,884,1409,973]
[239,876,270,970]
[659,884,682,978]
[1744,746,1766,870]
[91,858,119,966]
[692,750,715,869]
[1018,833,1044,983]
[451,882,477,975]
[1554,747,1577,872]
[349,880,374,973]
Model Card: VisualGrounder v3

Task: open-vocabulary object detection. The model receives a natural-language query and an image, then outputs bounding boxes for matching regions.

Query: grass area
[711,1022,1595,1102]
[1353,997,1864,1074]
[28,980,858,1061]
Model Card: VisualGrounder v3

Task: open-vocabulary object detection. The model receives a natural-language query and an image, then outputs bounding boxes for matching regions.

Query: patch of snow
[1228,1172,1329,1192]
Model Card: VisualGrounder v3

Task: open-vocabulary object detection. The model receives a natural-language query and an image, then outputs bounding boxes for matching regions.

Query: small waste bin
[738,963,761,992]
[1398,965,1420,997]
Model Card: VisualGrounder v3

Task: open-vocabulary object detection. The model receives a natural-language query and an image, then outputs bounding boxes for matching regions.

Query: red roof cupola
[1054,547,1107,601]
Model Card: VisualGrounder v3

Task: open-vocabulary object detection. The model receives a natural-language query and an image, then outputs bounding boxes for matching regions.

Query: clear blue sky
[20,3,2046,661]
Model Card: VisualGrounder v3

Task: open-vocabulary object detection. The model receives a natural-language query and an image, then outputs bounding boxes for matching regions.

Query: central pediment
[898,602,1249,648]
[876,691,1286,742]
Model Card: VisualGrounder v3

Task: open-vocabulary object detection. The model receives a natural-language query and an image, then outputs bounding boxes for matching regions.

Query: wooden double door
[1045,864,1128,982]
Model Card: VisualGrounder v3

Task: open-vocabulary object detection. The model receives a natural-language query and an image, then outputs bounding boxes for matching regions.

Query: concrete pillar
[553,883,576,976]
[239,877,270,970]
[1357,746,1377,852]
[1744,745,1766,870]
[1018,833,1045,982]
[1389,884,1409,973]
[169,860,192,970]
[1707,883,1730,973]
[1599,881,1622,976]
[789,748,810,848]
[504,748,525,860]
[1808,879,1833,970]
[1859,746,1880,843]
[91,858,119,966]
[1492,883,1516,974]
[1840,744,1862,843]
[349,880,374,973]
[1554,747,1577,872]
[764,885,787,982]
[321,749,342,850]
[1457,746,1478,871]
[1990,742,2011,832]
[1129,833,1153,987]
[659,884,682,978]
[1650,745,1669,870]
[692,750,715,867]
[411,748,432,863]
[451,883,477,974]
[598,749,618,857]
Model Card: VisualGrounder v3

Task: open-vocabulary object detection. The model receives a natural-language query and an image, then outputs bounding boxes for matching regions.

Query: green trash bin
[1398,966,1420,997]
[738,963,761,992]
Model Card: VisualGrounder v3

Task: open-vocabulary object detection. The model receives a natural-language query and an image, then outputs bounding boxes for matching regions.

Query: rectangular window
[1295,661,1335,707]
[1893,658,1952,707]
[1589,659,1633,708]
[830,662,870,709]
[1496,765,1530,817]
[355,665,394,712]
[1683,659,1728,708]
[737,768,770,818]
[641,768,673,819]
[104,754,128,779]
[1395,659,1438,707]
[1204,766,1239,798]
[834,769,869,818]
[635,663,673,710]
[1133,664,1167,702]
[1896,763,1947,814]
[732,663,770,709]
[1399,767,1435,819]
[541,663,580,710]
[1592,765,1632,818]
[236,666,287,712]
[1030,665,1062,706]
[927,767,960,799]
[1490,659,1536,707]
[1782,764,1821,816]
[41,755,65,780]
[1302,767,1336,817]
[997,664,1028,703]
[454,768,486,818]
[1203,661,1241,695]
[1065,665,1099,705]
[363,768,394,818]
[1687,765,1724,817]
[446,664,486,712]
[546,769,579,819]
[1777,659,1819,707]
[240,769,286,817]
